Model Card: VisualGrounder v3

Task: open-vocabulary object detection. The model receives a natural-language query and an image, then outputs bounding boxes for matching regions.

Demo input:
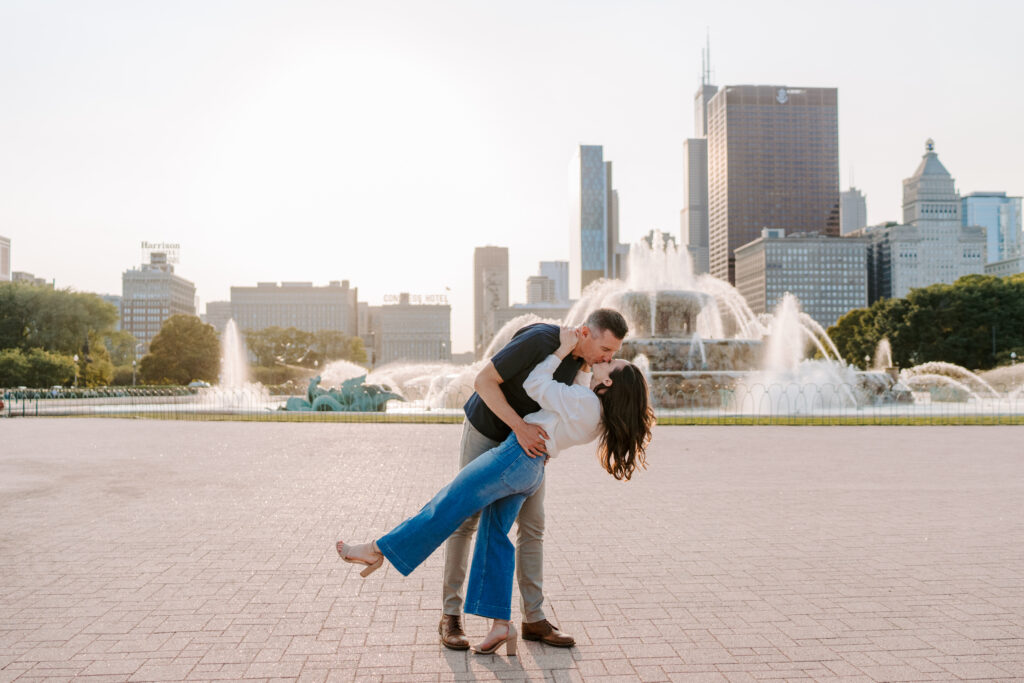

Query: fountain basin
[622,338,764,372]
[615,290,714,337]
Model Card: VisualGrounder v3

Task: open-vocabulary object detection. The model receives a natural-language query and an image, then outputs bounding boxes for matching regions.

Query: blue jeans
[376,433,546,620]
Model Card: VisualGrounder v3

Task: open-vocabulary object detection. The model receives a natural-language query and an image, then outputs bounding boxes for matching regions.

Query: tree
[244,327,367,367]
[0,283,118,355]
[139,315,220,385]
[0,348,76,387]
[78,333,114,387]
[103,329,140,366]
[828,274,1024,370]
[309,330,368,366]
[245,326,313,367]
[0,349,30,386]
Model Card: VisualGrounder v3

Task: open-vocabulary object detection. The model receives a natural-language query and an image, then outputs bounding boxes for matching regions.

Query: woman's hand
[555,326,579,360]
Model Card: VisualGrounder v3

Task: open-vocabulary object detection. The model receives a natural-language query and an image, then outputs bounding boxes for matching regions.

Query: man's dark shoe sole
[521,631,575,647]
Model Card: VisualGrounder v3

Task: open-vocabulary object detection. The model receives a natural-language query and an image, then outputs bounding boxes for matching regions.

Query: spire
[701,29,712,86]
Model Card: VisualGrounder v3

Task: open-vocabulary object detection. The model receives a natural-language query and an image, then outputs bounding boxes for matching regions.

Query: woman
[337,327,654,655]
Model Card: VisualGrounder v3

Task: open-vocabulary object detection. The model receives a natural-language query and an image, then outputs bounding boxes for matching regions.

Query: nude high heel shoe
[472,623,517,656]
[336,540,384,577]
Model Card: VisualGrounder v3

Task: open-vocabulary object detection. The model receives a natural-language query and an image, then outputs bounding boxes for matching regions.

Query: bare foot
[337,540,381,565]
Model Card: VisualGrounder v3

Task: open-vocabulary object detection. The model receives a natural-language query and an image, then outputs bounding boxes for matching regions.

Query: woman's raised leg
[370,435,527,576]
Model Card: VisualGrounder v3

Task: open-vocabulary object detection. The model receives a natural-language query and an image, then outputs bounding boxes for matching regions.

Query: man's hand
[513,421,549,458]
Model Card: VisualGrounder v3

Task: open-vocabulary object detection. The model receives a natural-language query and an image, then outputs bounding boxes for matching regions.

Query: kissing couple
[338,308,654,654]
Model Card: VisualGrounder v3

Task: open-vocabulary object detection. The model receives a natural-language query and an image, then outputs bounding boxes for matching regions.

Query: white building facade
[230,280,358,336]
[860,140,987,302]
[539,261,569,305]
[368,293,451,364]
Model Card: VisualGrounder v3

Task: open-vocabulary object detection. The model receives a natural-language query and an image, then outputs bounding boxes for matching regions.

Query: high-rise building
[12,272,51,287]
[526,275,556,304]
[707,85,840,284]
[122,252,196,351]
[203,301,232,334]
[367,293,451,364]
[473,246,509,358]
[984,255,1024,278]
[569,145,624,298]
[962,191,1022,263]
[230,281,358,336]
[99,294,122,331]
[841,187,868,235]
[0,235,10,281]
[538,261,569,304]
[681,138,710,274]
[681,47,718,276]
[858,140,987,302]
[735,229,868,328]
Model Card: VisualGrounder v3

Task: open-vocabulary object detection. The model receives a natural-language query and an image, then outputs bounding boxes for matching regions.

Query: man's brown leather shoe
[438,614,470,650]
[521,619,575,647]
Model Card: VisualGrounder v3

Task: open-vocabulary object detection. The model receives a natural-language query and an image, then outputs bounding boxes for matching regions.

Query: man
[439,308,628,649]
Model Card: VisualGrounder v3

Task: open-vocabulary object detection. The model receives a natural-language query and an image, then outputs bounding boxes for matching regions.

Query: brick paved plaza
[1,420,1022,682]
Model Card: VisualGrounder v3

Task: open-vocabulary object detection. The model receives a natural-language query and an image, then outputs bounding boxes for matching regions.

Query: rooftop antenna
[704,29,712,85]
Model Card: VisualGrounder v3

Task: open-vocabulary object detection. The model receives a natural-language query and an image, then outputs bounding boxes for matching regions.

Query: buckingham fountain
[197,235,1019,417]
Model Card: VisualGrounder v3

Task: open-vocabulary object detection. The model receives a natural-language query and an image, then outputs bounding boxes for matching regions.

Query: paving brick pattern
[1,420,1022,682]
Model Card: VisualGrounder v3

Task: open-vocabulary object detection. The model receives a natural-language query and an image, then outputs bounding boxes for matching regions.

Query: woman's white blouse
[521,354,602,458]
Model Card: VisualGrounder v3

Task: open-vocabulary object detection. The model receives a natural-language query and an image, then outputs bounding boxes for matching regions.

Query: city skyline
[3,1,1023,352]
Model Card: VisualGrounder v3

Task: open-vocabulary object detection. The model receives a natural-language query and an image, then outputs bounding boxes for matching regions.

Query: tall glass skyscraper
[706,86,840,284]
[569,145,621,297]
[962,192,1023,263]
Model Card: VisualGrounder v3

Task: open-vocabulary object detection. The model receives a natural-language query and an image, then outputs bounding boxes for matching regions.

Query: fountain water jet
[219,319,250,389]
[873,339,893,370]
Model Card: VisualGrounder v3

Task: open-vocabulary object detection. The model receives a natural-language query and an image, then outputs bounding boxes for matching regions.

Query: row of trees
[245,327,367,367]
[0,281,368,387]
[129,321,368,385]
[0,283,122,386]
[828,273,1024,370]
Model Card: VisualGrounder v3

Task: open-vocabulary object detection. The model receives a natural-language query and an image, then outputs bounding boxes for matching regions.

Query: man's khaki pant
[441,420,546,623]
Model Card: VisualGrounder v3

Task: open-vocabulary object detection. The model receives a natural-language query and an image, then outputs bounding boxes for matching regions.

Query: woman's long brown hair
[596,363,654,481]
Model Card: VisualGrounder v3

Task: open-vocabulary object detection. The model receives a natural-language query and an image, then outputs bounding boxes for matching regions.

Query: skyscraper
[706,85,840,284]
[841,187,868,235]
[526,275,556,304]
[0,235,9,281]
[735,229,868,328]
[962,191,1022,263]
[539,260,569,304]
[859,140,986,301]
[473,246,509,359]
[680,45,717,275]
[569,145,622,298]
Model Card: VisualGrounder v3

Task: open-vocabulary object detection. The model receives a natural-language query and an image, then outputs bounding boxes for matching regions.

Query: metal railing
[3,383,1022,425]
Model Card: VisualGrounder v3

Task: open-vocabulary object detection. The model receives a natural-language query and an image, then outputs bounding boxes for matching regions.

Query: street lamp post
[864,355,871,370]
[132,360,137,386]
[73,354,79,388]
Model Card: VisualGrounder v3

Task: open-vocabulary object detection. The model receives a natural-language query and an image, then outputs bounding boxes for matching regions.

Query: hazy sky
[3,0,1022,352]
